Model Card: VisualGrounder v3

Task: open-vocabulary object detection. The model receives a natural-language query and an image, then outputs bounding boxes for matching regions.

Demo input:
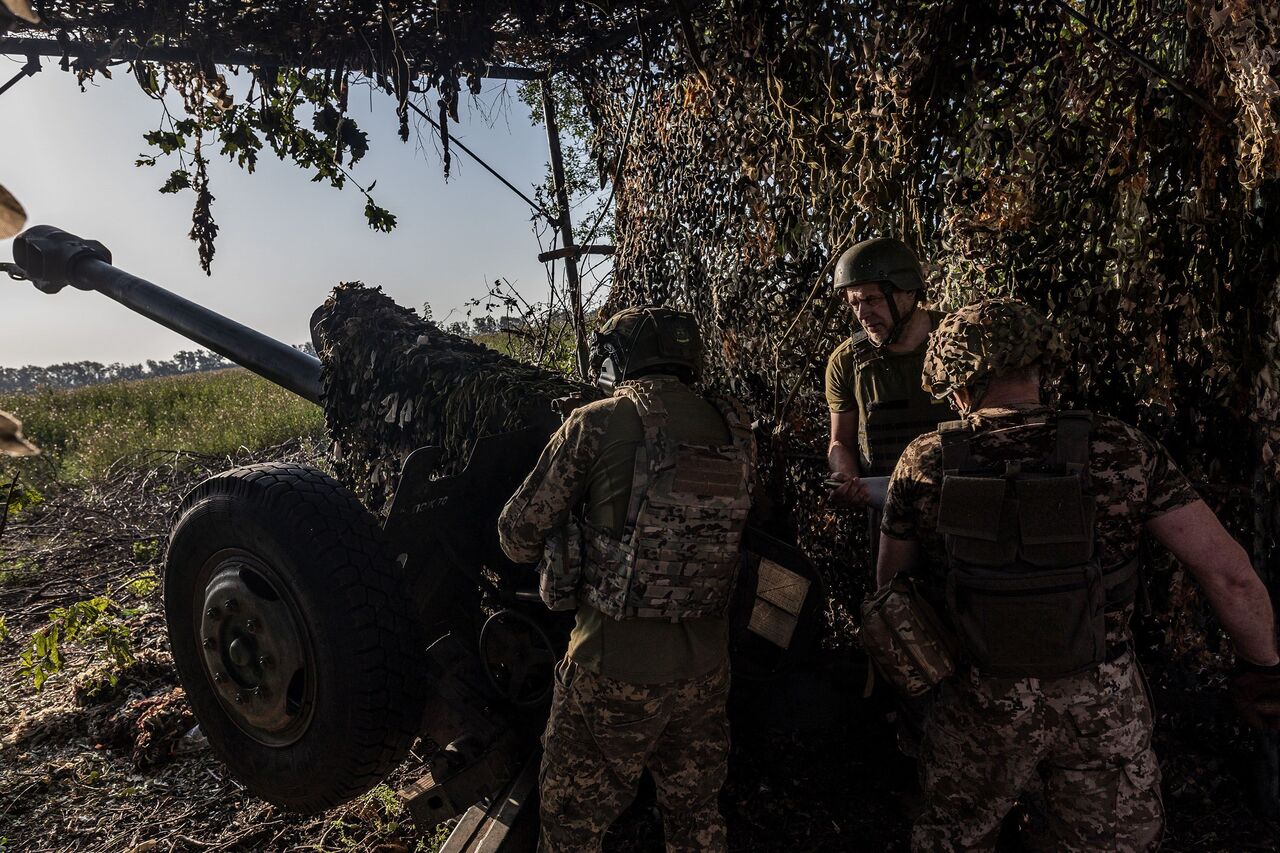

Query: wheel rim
[195,549,316,746]
[478,608,556,707]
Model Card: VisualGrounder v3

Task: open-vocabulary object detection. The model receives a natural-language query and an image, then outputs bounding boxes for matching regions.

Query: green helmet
[922,298,1060,402]
[591,305,702,392]
[833,237,926,292]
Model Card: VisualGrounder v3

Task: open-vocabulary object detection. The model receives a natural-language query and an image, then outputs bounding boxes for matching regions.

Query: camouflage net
[310,283,589,513]
[18,0,1279,673]
[567,0,1280,650]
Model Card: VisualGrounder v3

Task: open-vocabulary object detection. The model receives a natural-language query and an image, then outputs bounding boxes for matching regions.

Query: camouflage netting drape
[13,1,1280,654]
[311,283,589,513]
[571,1,1280,656]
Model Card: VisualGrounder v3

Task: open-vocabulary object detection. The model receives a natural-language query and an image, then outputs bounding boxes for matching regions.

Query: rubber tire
[165,462,427,813]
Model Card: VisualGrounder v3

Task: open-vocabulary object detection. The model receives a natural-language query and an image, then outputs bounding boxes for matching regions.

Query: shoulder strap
[937,419,972,473]
[614,380,670,427]
[848,329,879,365]
[612,383,672,537]
[1053,410,1092,473]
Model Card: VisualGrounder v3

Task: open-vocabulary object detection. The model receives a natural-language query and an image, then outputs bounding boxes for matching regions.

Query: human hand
[1231,659,1280,731]
[826,472,871,508]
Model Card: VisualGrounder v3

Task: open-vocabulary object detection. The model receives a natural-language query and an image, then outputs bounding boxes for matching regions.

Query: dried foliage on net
[569,1,1280,659]
[310,282,591,513]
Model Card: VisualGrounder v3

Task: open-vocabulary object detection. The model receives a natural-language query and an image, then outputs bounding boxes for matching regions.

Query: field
[0,368,325,485]
[0,371,452,852]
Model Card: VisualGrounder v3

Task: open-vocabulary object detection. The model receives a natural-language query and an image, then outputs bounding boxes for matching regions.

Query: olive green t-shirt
[824,311,948,473]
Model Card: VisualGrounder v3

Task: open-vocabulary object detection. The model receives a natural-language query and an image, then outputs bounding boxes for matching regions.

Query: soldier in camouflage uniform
[877,298,1280,851]
[499,306,753,853]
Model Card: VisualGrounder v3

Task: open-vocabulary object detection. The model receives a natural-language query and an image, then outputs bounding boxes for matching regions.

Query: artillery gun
[7,225,840,849]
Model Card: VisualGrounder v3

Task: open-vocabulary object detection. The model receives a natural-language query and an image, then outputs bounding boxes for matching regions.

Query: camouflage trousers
[538,658,731,853]
[913,651,1162,852]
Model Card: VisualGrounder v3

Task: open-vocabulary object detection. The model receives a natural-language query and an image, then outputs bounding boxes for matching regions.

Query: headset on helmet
[591,305,702,392]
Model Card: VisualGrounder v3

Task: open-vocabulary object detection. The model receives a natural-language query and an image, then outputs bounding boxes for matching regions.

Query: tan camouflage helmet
[922,298,1060,402]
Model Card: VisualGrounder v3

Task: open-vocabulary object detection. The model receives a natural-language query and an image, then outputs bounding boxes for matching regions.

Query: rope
[404,96,555,224]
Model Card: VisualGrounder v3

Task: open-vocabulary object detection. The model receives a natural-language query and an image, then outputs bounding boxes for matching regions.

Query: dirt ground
[1,447,1278,852]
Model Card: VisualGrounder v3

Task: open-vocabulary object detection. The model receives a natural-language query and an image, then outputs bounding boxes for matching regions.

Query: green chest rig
[936,410,1138,678]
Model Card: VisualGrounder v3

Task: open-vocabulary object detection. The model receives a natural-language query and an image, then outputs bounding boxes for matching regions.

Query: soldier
[876,298,1280,851]
[825,237,948,555]
[498,306,753,853]
[825,237,949,758]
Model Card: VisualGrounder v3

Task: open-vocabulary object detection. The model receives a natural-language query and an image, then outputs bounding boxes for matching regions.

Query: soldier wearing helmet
[825,237,947,519]
[875,298,1280,851]
[499,305,754,853]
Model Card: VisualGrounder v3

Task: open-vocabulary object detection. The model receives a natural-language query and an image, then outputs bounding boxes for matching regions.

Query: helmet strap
[954,378,990,417]
[876,283,917,347]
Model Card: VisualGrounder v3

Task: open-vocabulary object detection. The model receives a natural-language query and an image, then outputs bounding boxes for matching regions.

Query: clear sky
[0,52,575,368]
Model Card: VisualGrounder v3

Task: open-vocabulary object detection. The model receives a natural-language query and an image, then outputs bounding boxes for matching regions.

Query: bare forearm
[1198,553,1278,664]
[876,534,919,589]
[828,441,861,477]
[1148,501,1280,665]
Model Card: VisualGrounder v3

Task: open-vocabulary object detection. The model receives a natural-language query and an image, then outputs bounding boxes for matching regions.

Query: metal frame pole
[540,80,591,381]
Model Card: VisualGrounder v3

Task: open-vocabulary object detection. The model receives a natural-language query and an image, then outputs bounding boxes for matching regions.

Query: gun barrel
[11,226,323,404]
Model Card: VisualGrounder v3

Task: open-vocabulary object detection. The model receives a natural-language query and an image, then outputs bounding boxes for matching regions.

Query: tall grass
[0,368,325,485]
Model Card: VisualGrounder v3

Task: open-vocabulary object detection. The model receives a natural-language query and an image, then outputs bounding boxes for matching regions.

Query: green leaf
[159,169,192,194]
[364,198,397,233]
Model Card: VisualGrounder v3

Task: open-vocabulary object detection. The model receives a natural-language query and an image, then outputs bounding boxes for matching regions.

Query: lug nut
[202,637,216,649]
[252,685,265,697]
[234,692,245,704]
[205,607,219,619]
[213,672,226,683]
[257,655,272,668]
[224,599,238,612]
[245,619,258,633]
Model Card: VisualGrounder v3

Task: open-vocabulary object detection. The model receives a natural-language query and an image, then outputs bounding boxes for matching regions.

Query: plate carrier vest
[937,410,1139,678]
[848,311,947,477]
[580,381,753,622]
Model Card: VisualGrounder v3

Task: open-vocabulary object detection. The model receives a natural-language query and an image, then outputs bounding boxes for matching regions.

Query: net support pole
[540,80,591,381]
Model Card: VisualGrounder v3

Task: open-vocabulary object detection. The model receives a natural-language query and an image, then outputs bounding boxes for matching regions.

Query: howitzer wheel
[478,608,556,707]
[165,462,427,813]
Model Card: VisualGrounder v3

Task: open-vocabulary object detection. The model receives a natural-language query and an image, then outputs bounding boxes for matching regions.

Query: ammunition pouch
[538,521,583,612]
[861,576,960,697]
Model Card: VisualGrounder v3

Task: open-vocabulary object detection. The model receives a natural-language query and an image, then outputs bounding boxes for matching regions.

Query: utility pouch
[538,521,584,612]
[946,562,1106,678]
[861,576,960,697]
